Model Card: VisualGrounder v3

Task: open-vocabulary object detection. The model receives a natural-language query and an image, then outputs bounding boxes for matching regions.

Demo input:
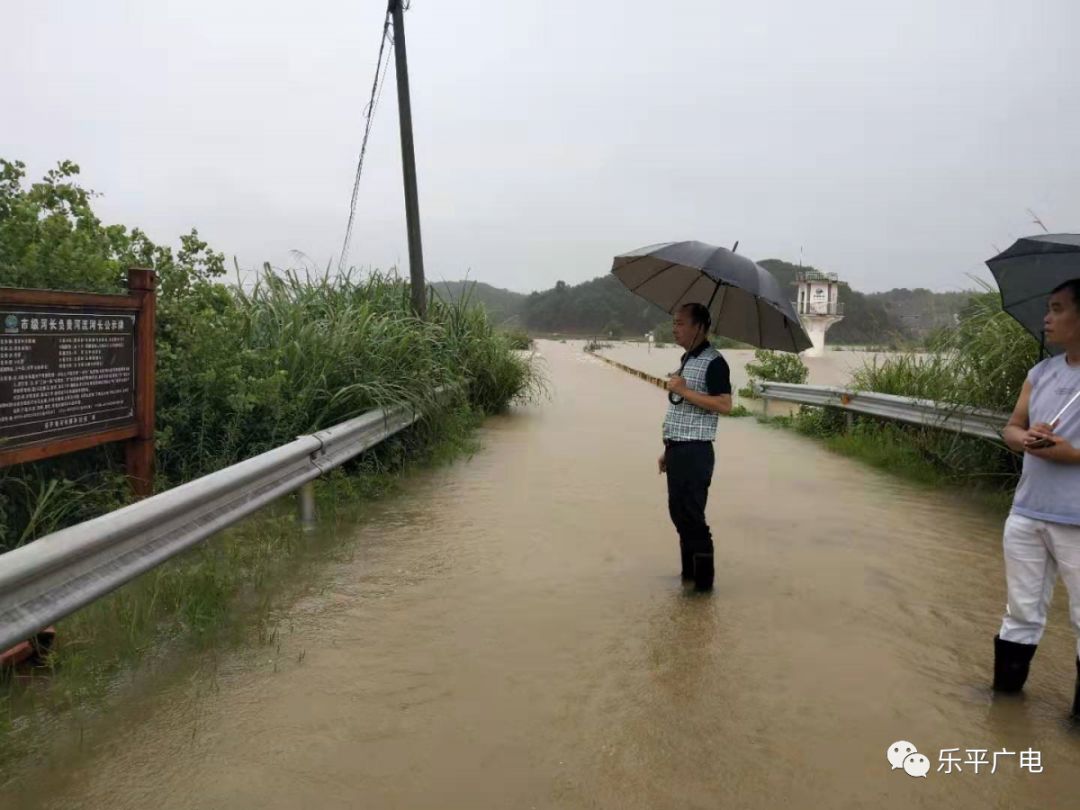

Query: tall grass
[0,267,544,775]
[0,267,544,551]
[850,283,1038,412]
[1,158,546,763]
[781,281,1035,492]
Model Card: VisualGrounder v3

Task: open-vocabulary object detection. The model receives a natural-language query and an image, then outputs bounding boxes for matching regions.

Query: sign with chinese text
[0,310,137,447]
[0,271,156,498]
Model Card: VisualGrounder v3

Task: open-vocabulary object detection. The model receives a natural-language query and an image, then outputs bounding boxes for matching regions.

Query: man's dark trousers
[664,440,715,580]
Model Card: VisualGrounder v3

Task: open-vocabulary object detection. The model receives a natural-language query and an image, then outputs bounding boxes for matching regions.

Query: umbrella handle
[666,321,708,405]
[667,357,689,405]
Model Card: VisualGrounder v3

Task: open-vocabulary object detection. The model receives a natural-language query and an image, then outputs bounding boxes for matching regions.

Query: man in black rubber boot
[692,552,715,592]
[994,280,1080,715]
[679,541,693,582]
[1072,658,1080,719]
[992,634,1038,693]
[664,438,715,590]
[656,303,731,592]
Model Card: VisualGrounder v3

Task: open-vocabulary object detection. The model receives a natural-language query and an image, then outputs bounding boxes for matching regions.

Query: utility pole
[389,0,426,319]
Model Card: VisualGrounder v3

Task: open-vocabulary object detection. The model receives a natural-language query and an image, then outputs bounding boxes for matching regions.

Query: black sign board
[0,309,137,447]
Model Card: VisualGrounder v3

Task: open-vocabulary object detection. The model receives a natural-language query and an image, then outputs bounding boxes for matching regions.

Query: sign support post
[125,269,156,498]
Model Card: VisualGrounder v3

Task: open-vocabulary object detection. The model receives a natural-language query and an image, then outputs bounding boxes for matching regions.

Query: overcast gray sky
[5,0,1078,293]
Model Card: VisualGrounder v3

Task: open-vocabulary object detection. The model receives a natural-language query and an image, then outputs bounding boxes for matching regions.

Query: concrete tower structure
[794,270,844,357]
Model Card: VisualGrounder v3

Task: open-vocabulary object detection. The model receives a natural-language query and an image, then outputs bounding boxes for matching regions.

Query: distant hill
[758,259,910,345]
[758,261,976,341]
[429,280,527,326]
[433,266,977,346]
[867,288,972,336]
[519,275,670,336]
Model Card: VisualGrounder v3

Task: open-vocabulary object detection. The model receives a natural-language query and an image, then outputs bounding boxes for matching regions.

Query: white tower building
[794,270,844,357]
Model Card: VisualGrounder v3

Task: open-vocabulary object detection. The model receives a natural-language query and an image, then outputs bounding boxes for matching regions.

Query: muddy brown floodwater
[5,339,1079,809]
[595,341,924,393]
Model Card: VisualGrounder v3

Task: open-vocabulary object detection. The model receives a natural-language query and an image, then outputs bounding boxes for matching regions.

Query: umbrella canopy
[611,240,812,352]
[986,234,1080,355]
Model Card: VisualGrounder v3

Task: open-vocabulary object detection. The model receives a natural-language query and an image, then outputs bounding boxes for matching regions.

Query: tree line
[436,260,977,347]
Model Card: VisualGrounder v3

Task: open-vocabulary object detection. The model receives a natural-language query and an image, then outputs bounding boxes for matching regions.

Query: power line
[338,10,394,273]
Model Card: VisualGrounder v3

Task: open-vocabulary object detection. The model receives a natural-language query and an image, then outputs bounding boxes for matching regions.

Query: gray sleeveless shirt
[1011,354,1080,526]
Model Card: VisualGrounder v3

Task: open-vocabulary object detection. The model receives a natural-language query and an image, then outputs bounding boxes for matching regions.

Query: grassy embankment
[756,287,1035,514]
[0,160,545,775]
[0,268,545,776]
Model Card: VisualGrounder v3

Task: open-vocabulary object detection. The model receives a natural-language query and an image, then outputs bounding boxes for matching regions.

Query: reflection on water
[5,340,1079,810]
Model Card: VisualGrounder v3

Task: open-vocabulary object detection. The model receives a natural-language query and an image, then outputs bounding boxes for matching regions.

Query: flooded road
[596,341,920,396]
[6,339,1079,809]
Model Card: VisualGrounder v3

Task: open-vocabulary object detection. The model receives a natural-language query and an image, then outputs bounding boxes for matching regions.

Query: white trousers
[999,513,1080,658]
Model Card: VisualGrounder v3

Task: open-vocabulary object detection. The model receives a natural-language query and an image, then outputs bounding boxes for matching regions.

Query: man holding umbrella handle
[610,240,811,592]
[664,313,721,406]
[658,303,732,592]
[994,278,1080,719]
[1016,387,1080,451]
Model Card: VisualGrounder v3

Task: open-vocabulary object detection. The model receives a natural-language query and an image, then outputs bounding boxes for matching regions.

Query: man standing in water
[658,303,732,591]
[996,279,1080,718]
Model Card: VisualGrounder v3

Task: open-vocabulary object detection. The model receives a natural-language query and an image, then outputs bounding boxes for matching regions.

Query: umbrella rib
[705,281,723,311]
[715,283,729,327]
[786,316,799,352]
[758,296,764,349]
[669,271,706,313]
[629,262,679,293]
[614,249,671,276]
[707,284,730,341]
[1001,289,1055,309]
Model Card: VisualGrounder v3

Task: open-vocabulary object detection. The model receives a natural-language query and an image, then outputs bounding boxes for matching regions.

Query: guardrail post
[845,410,854,432]
[762,396,770,418]
[299,481,317,531]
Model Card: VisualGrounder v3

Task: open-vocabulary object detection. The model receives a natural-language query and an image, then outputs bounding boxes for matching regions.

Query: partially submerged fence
[752,381,1010,441]
[0,396,441,653]
[586,348,1010,442]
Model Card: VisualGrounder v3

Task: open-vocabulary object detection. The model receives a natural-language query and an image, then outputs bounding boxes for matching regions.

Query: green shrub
[738,349,808,398]
[501,327,532,350]
[0,160,545,551]
[0,158,550,775]
[773,281,1034,492]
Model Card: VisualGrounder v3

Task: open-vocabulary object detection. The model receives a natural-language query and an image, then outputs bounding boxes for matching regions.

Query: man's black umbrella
[986,234,1080,356]
[611,240,812,353]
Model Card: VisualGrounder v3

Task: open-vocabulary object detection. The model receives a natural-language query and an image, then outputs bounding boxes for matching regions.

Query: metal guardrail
[752,381,1010,442]
[586,350,1008,440]
[586,349,670,391]
[0,397,439,653]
